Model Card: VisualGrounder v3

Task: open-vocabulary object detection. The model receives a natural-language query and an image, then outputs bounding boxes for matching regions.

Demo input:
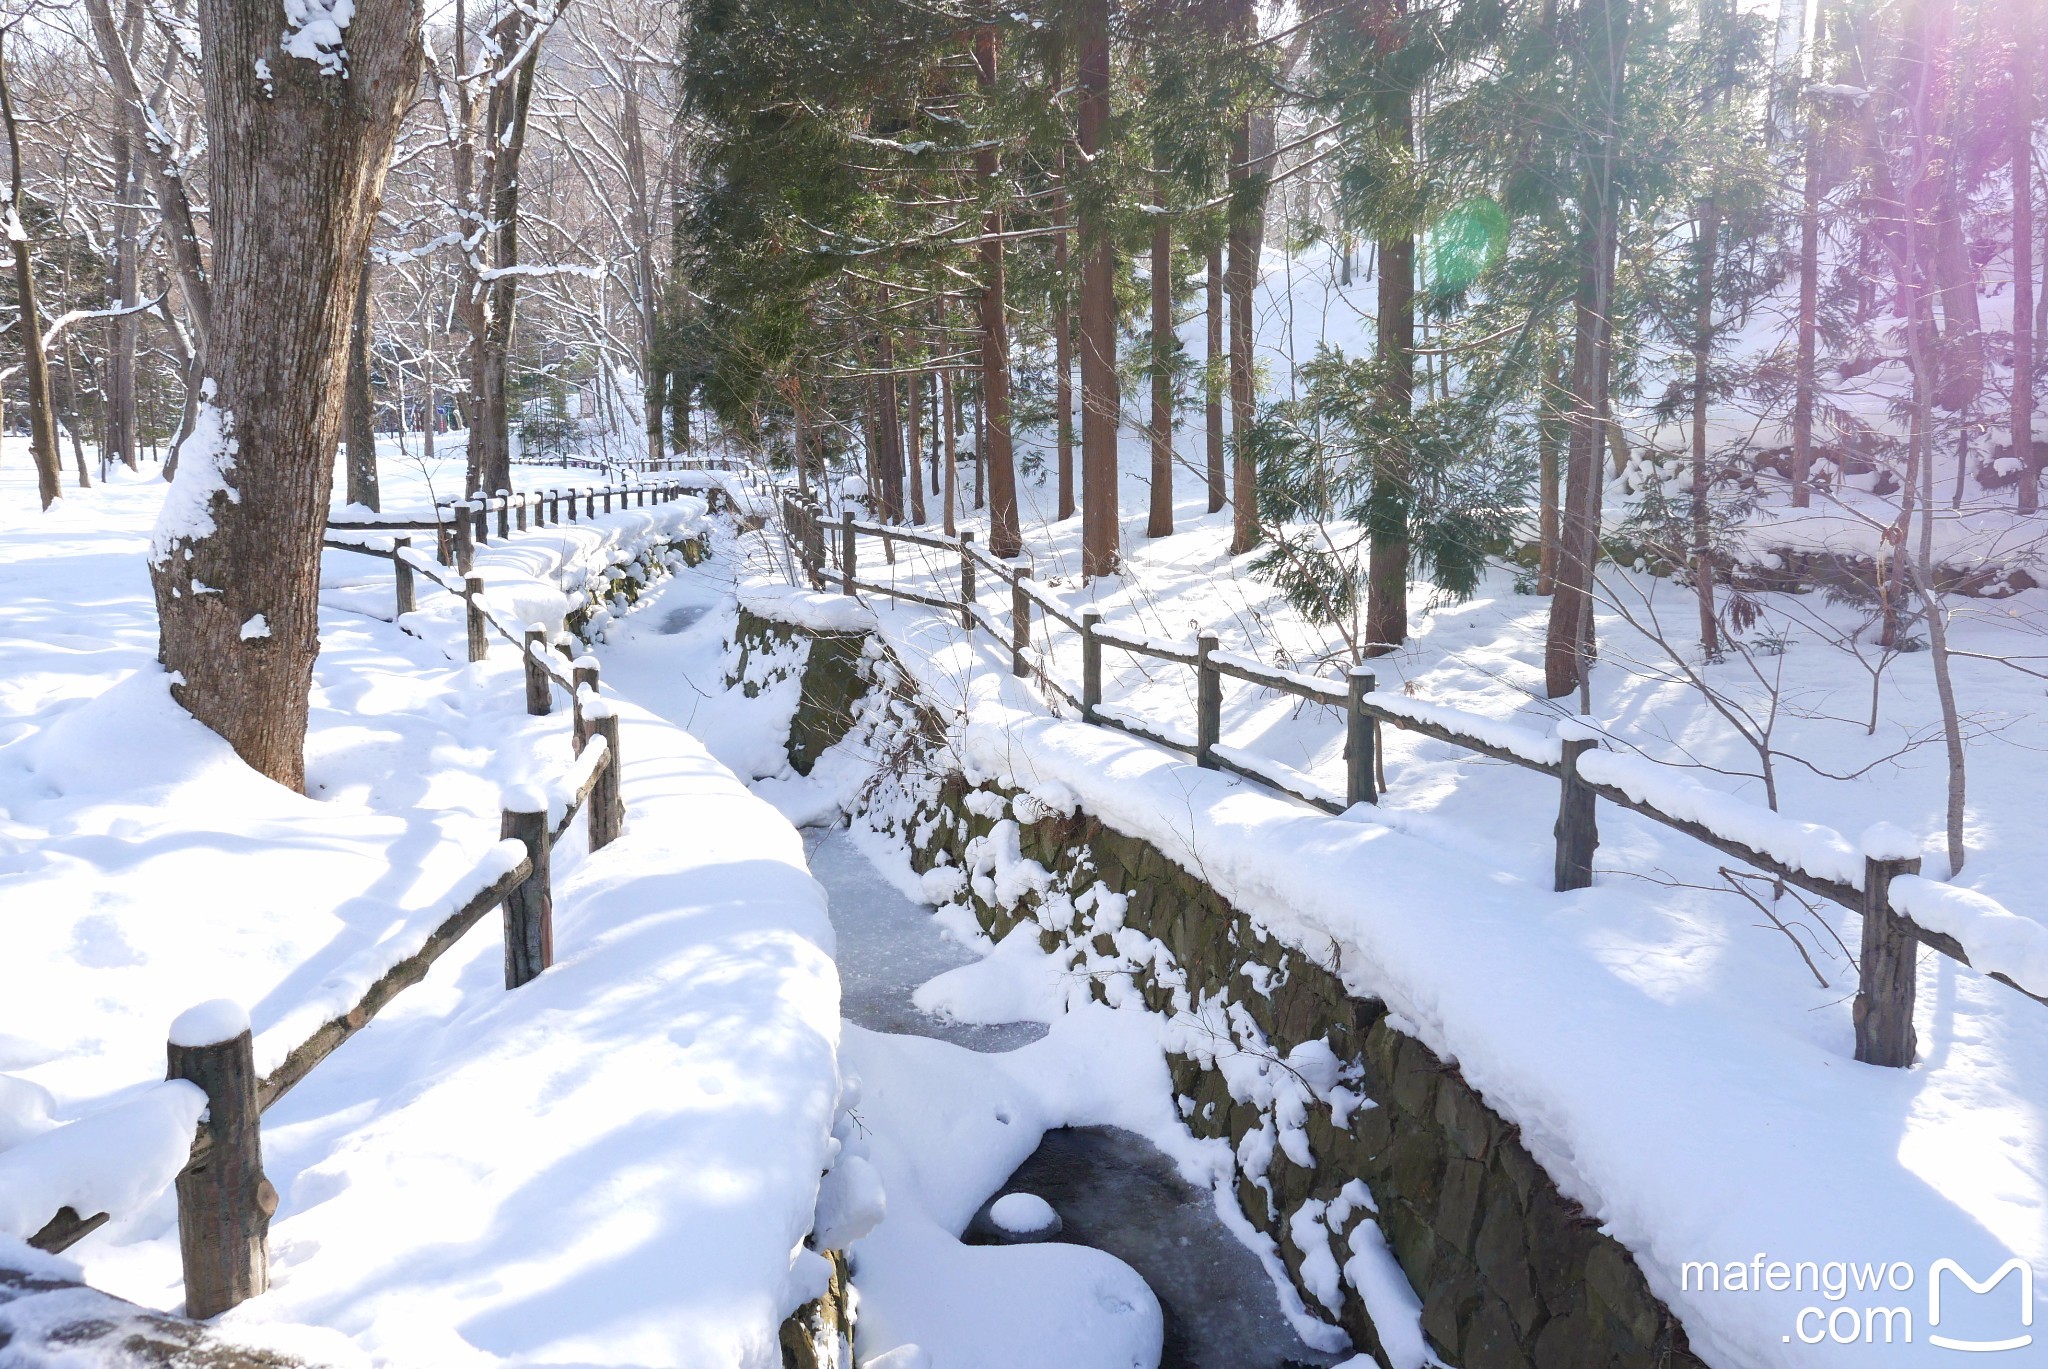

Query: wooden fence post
[436,518,453,566]
[603,488,613,515]
[1345,667,1377,807]
[1082,610,1103,724]
[588,709,624,850]
[496,490,511,539]
[515,493,528,532]
[1011,564,1032,678]
[572,659,600,754]
[566,489,579,522]
[1196,634,1221,769]
[585,489,596,519]
[1553,735,1600,892]
[803,503,825,589]
[392,538,417,618]
[959,531,976,629]
[501,798,553,988]
[523,626,551,715]
[465,575,488,663]
[1854,850,1923,1067]
[841,512,858,596]
[473,497,490,547]
[454,507,475,574]
[168,1003,272,1320]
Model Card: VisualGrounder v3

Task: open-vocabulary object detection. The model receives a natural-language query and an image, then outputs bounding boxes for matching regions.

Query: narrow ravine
[802,821,1343,1369]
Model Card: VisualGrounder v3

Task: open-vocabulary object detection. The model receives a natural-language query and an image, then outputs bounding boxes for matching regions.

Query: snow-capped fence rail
[21,527,648,1317]
[783,500,2048,1071]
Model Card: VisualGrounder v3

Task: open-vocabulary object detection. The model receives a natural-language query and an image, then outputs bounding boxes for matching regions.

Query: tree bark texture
[151,0,421,789]
[977,29,1022,557]
[345,259,381,511]
[1206,242,1226,514]
[1543,0,1629,698]
[1,38,63,510]
[1148,189,1174,538]
[1226,109,1259,556]
[1077,0,1120,579]
[1363,231,1413,653]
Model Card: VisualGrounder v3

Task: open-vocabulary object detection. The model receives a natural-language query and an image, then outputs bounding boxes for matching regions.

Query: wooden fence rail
[23,499,664,1314]
[773,496,2048,1070]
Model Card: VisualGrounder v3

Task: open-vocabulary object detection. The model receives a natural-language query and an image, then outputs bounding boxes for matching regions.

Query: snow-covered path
[1,455,845,1368]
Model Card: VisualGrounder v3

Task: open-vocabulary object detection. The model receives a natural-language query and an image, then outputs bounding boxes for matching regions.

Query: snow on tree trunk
[150,0,420,791]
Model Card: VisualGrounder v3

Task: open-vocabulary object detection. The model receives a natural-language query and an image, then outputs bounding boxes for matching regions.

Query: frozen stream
[803,823,1342,1369]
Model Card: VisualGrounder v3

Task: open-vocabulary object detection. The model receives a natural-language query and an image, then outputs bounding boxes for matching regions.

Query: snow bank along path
[795,514,2048,1023]
[738,574,2048,1369]
[0,464,846,1366]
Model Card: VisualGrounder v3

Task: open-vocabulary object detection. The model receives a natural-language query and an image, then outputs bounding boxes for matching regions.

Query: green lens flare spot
[1426,198,1508,292]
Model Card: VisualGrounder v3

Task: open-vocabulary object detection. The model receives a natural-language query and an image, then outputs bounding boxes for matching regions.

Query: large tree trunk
[1147,184,1174,538]
[1790,26,1823,510]
[906,373,927,524]
[1226,109,1259,556]
[1363,31,1415,654]
[2014,18,2037,513]
[1363,230,1413,653]
[345,260,381,511]
[108,98,140,471]
[977,29,1022,557]
[463,5,548,498]
[1051,47,1076,523]
[1537,332,1562,593]
[151,0,420,790]
[82,0,212,353]
[1543,0,1630,699]
[1077,0,1119,579]
[0,38,62,510]
[1206,242,1226,513]
[1690,198,1720,658]
[942,367,958,536]
[875,328,904,522]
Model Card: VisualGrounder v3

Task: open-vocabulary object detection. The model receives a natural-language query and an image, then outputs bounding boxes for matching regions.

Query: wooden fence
[783,496,2047,1071]
[23,495,659,1317]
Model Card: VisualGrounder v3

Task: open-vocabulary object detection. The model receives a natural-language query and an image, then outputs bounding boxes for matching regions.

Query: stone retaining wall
[740,607,1709,1369]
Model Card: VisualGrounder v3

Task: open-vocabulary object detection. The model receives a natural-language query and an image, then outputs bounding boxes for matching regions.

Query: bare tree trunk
[1051,47,1076,523]
[1147,183,1174,538]
[345,259,381,511]
[2015,20,2037,513]
[875,333,903,522]
[906,372,926,524]
[1206,242,1225,514]
[0,36,62,510]
[151,0,420,790]
[1363,34,1414,653]
[1790,107,1822,507]
[108,76,140,472]
[1691,198,1720,658]
[1226,109,1259,556]
[462,2,553,498]
[1544,0,1629,699]
[1077,0,1119,579]
[1364,227,1413,653]
[942,367,957,536]
[1537,332,1562,593]
[82,0,212,351]
[976,28,1021,557]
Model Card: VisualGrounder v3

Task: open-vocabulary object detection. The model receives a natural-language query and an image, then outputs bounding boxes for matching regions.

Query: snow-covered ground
[0,447,845,1367]
[738,302,2048,1363]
